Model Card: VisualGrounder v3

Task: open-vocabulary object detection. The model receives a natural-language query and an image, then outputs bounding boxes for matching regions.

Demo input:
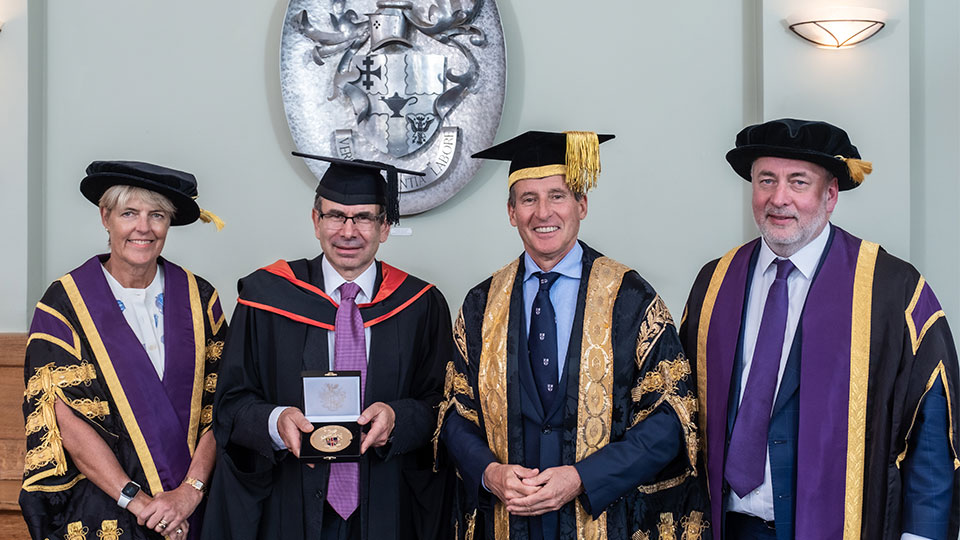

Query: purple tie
[725,258,795,498]
[327,282,365,520]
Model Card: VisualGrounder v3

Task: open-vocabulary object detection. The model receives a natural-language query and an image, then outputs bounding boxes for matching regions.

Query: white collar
[321,255,377,302]
[757,223,831,280]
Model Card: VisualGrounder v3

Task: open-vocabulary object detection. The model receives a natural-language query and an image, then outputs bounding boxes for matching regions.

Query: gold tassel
[563,131,601,194]
[836,155,873,184]
[198,208,225,231]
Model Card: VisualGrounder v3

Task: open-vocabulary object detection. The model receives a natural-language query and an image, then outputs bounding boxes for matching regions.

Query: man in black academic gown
[204,156,453,540]
[680,119,960,540]
[437,131,709,540]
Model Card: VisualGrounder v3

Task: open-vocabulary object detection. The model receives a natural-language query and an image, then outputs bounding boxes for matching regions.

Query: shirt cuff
[268,406,290,451]
[901,534,934,540]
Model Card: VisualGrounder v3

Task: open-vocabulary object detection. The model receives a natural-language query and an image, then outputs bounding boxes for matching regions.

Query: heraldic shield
[281,0,506,214]
[349,52,446,157]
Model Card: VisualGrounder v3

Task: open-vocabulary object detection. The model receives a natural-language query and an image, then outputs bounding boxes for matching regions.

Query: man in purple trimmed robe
[680,118,960,540]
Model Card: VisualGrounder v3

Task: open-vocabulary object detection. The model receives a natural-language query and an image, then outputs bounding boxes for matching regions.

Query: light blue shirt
[522,242,583,376]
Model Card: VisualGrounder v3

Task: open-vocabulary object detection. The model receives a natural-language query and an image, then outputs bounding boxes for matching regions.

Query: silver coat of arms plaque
[281,0,506,215]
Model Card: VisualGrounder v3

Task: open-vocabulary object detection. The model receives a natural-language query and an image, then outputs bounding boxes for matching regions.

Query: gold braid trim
[205,339,224,362]
[66,521,89,540]
[637,470,692,495]
[631,353,699,473]
[200,404,213,425]
[632,529,650,540]
[204,373,218,393]
[66,397,110,421]
[658,513,677,540]
[432,361,480,466]
[22,362,96,475]
[479,259,519,540]
[25,361,97,399]
[635,296,674,371]
[96,519,123,540]
[464,509,477,540]
[575,257,629,540]
[631,355,691,403]
[454,309,469,365]
[680,512,709,540]
[24,407,45,435]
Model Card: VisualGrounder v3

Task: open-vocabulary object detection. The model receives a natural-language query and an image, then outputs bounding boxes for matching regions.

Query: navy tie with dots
[529,271,561,412]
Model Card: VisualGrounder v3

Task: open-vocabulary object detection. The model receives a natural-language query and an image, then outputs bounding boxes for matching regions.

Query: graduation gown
[680,225,960,539]
[20,255,226,540]
[438,242,710,540]
[204,255,453,540]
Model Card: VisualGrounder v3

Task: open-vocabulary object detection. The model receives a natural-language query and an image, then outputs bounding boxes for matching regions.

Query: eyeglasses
[317,211,385,231]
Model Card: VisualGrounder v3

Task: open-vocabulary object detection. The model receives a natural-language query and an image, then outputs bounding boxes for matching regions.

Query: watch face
[121,482,140,498]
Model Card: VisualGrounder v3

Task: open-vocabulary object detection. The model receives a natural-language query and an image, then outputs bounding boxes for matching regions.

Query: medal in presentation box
[300,370,361,461]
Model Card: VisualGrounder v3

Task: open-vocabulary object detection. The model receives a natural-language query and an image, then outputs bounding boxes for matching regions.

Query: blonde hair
[99,185,176,218]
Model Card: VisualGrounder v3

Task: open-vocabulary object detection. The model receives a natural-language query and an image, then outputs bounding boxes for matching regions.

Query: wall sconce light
[787,7,887,49]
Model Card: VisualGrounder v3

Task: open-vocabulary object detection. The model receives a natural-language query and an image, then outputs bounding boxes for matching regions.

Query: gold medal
[310,425,353,453]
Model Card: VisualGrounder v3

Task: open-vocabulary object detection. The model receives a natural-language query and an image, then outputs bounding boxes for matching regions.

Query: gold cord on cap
[198,208,225,231]
[836,155,873,184]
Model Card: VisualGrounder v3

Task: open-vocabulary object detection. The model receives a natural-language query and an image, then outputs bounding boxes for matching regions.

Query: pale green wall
[2,0,959,334]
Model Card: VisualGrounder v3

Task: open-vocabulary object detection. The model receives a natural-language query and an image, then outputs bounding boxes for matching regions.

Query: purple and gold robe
[680,226,960,539]
[20,255,226,540]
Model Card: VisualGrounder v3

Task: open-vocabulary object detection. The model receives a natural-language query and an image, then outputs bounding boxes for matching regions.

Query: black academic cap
[726,118,872,191]
[293,152,424,225]
[472,131,615,194]
[81,161,211,226]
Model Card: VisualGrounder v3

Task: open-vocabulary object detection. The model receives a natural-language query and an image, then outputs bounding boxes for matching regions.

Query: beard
[756,199,830,257]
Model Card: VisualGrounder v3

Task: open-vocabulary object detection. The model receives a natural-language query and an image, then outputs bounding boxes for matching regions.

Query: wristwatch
[117,481,140,509]
[182,476,206,494]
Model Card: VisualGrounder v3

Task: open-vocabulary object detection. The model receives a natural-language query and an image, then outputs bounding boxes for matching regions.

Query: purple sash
[703,229,865,538]
[69,256,199,493]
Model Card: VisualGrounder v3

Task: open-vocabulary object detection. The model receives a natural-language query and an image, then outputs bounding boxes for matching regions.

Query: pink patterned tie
[327,282,365,520]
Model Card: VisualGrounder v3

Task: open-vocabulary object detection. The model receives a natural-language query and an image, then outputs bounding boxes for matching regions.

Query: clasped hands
[278,401,395,458]
[483,462,583,516]
[127,483,202,537]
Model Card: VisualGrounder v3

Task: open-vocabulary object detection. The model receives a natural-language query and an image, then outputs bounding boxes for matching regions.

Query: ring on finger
[158,519,169,530]
[176,527,184,535]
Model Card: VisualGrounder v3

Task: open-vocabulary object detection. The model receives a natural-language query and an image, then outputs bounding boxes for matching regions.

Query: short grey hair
[99,185,176,218]
[507,183,584,207]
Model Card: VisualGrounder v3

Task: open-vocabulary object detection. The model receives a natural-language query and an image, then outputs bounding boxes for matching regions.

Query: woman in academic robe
[19,161,227,540]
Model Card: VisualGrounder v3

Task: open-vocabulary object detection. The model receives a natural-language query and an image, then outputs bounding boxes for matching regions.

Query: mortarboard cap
[726,118,872,191]
[472,131,615,194]
[294,152,424,225]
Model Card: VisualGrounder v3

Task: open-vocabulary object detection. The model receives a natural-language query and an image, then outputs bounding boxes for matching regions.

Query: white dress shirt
[102,264,166,379]
[727,225,829,519]
[268,257,377,450]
